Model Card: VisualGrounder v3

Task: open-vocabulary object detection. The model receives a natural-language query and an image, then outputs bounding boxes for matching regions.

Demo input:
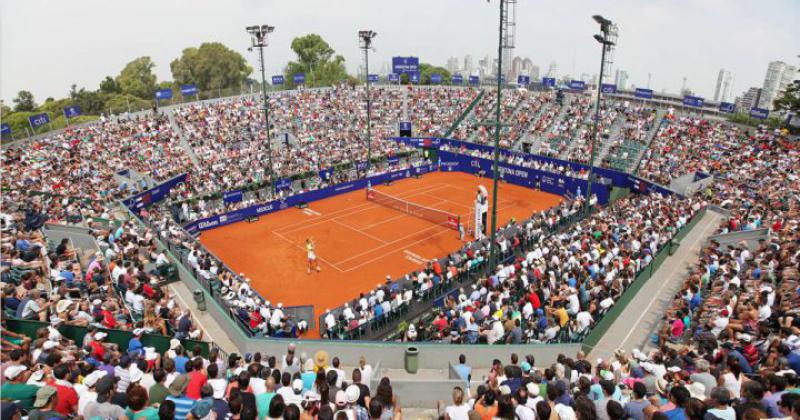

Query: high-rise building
[464,55,474,74]
[446,57,460,74]
[614,69,629,90]
[530,65,540,81]
[546,61,558,78]
[713,69,733,103]
[736,87,762,111]
[759,61,797,110]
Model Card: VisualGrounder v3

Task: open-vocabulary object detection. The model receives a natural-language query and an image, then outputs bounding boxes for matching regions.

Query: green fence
[443,90,485,138]
[581,207,706,352]
[4,318,211,357]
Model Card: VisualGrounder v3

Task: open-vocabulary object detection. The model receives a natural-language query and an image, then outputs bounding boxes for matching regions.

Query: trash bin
[193,289,207,311]
[404,347,419,374]
[669,239,680,256]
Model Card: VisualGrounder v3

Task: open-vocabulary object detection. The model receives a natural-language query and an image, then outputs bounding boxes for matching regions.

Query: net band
[366,188,460,230]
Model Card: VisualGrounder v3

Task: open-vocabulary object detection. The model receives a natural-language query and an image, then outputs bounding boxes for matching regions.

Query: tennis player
[306,238,321,274]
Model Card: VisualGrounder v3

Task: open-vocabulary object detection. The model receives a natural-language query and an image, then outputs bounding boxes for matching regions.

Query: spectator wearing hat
[128,328,145,358]
[77,369,106,416]
[345,384,368,420]
[285,378,306,407]
[187,384,215,420]
[689,360,716,399]
[89,331,108,359]
[282,343,300,375]
[1,365,38,410]
[83,375,127,419]
[166,373,194,420]
[0,402,22,420]
[28,385,65,420]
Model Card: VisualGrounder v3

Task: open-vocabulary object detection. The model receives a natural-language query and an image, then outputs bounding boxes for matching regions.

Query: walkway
[587,209,723,360]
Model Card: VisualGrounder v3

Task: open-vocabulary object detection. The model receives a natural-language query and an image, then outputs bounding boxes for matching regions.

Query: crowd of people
[536,96,594,159]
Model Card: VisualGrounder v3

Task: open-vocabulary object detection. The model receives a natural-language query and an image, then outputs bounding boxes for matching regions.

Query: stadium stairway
[586,208,723,361]
[631,109,667,173]
[593,113,625,166]
[166,109,201,168]
[537,95,572,151]
[514,99,555,151]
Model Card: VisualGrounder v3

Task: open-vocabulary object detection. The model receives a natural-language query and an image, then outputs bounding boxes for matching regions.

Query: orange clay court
[199,171,563,337]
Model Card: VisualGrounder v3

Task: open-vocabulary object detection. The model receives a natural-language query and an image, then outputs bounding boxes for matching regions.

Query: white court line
[333,223,445,265]
[271,230,346,273]
[274,183,451,235]
[327,198,455,265]
[358,213,408,230]
[331,219,388,244]
[617,214,718,348]
[342,226,455,272]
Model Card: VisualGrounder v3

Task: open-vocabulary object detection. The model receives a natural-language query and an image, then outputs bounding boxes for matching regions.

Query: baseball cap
[335,390,347,406]
[83,370,107,388]
[4,365,27,380]
[94,331,108,340]
[292,378,304,393]
[526,382,540,397]
[95,375,117,402]
[33,386,57,408]
[345,384,360,403]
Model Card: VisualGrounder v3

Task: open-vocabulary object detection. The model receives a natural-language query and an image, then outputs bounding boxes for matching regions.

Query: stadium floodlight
[585,15,614,216]
[358,30,377,175]
[246,24,276,193]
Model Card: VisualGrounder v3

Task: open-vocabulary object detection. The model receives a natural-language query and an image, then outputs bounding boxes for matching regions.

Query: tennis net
[366,188,460,230]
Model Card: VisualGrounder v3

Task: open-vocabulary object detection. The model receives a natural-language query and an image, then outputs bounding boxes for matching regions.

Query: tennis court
[199,171,563,337]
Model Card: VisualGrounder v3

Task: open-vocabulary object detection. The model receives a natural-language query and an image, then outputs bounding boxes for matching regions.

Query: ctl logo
[32,116,48,125]
[470,160,480,168]
[279,200,288,210]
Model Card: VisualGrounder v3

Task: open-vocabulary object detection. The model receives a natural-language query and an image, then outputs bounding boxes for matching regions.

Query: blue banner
[542,77,556,87]
[293,74,305,84]
[399,121,412,132]
[155,89,173,100]
[275,178,293,191]
[1,123,10,135]
[63,105,81,119]
[223,190,244,204]
[122,173,189,210]
[469,75,480,86]
[28,113,50,128]
[185,164,437,234]
[634,88,654,99]
[437,150,610,205]
[749,107,769,119]
[517,75,530,85]
[451,74,463,84]
[272,75,285,85]
[319,168,333,181]
[683,95,704,108]
[387,156,400,166]
[600,83,617,94]
[430,73,442,84]
[180,84,199,96]
[367,74,379,82]
[719,102,735,113]
[409,72,420,84]
[392,56,419,75]
[568,80,586,90]
[387,73,400,82]
[356,161,369,171]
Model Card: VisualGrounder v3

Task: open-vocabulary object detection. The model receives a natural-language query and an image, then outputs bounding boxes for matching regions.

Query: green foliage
[37,97,73,115]
[1,102,11,117]
[171,42,252,92]
[13,90,36,112]
[69,85,107,115]
[419,63,451,85]
[727,112,783,129]
[773,79,800,114]
[116,57,158,99]
[104,94,152,114]
[284,34,348,88]
[99,76,121,94]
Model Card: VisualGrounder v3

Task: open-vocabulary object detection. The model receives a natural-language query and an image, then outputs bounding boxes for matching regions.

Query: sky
[1,0,798,105]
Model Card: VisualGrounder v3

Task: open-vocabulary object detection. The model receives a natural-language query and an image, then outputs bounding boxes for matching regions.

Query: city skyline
[1,0,798,104]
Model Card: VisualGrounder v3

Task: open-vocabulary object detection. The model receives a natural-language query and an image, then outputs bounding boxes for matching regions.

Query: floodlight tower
[359,30,377,174]
[585,15,615,216]
[246,25,276,192]
[500,0,517,79]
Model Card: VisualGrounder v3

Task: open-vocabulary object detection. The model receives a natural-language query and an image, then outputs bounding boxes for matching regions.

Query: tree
[12,90,36,112]
[116,57,158,99]
[284,34,348,88]
[419,63,451,85]
[170,42,252,92]
[773,80,800,114]
[68,85,107,115]
[1,101,11,117]
[99,76,120,94]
